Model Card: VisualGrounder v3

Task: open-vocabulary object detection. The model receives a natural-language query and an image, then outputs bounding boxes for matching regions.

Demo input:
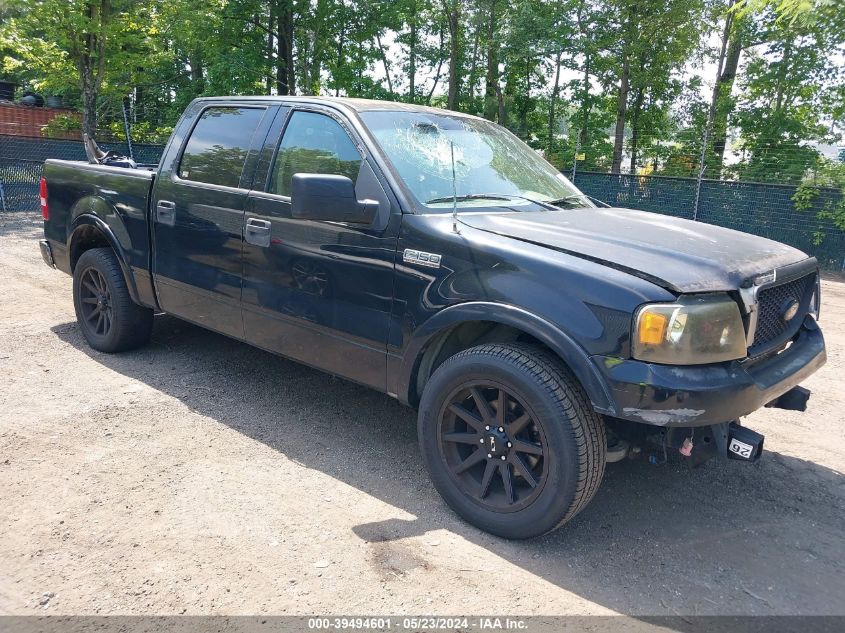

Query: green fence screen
[573,171,844,271]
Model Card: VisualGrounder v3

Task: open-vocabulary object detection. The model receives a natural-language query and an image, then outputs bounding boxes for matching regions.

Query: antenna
[450,141,459,234]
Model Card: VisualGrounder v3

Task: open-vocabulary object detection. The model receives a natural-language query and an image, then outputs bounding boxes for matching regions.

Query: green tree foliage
[0,0,842,186]
[792,158,845,244]
[1,0,157,136]
[729,9,844,182]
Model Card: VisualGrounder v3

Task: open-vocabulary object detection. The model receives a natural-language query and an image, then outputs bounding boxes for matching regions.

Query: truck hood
[459,207,811,293]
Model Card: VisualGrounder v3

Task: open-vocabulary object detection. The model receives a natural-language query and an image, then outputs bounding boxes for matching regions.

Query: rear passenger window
[178,107,265,188]
[270,111,362,196]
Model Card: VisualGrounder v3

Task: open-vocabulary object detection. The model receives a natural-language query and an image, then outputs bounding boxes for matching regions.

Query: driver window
[270,111,363,197]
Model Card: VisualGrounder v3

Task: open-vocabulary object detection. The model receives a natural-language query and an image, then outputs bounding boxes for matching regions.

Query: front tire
[418,343,606,539]
[72,248,153,353]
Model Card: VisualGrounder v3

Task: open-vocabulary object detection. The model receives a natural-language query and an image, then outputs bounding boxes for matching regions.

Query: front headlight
[632,294,747,365]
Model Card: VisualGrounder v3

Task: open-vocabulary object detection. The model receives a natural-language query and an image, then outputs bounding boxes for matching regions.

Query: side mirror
[291,173,378,224]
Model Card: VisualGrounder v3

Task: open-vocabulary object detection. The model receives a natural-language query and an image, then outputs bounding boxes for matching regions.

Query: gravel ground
[0,211,843,617]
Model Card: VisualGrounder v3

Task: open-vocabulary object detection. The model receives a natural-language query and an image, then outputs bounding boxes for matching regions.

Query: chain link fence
[573,171,845,271]
[1,133,843,270]
[0,135,165,164]
[0,158,45,214]
[0,134,165,214]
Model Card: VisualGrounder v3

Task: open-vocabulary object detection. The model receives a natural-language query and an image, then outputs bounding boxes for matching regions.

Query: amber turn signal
[638,311,668,345]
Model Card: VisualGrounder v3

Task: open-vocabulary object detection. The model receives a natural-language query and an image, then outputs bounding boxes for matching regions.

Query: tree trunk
[375,33,394,94]
[575,0,591,156]
[76,0,111,139]
[518,57,531,137]
[445,0,461,110]
[276,0,294,95]
[305,0,329,95]
[711,17,743,171]
[629,87,644,173]
[578,53,591,150]
[408,3,417,102]
[611,50,630,174]
[427,26,446,105]
[482,0,498,121]
[547,51,562,152]
[467,20,481,107]
[266,3,275,94]
[496,83,505,125]
[80,79,98,139]
[189,49,205,92]
[335,25,346,96]
[502,70,515,128]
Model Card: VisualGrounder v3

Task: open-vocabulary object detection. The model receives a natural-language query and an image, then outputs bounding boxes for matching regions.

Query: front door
[242,108,401,391]
[152,104,273,338]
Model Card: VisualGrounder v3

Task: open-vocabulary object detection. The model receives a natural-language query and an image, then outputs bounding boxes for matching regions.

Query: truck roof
[194,95,481,120]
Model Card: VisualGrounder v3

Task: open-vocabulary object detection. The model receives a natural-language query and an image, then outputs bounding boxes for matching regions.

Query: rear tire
[72,248,153,353]
[418,343,606,539]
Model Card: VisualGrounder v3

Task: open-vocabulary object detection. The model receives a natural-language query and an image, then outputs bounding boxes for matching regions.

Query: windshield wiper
[547,193,607,208]
[425,193,513,204]
[425,192,559,211]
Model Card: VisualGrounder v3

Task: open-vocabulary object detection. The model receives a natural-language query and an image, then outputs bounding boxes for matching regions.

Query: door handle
[245,217,272,247]
[156,200,176,226]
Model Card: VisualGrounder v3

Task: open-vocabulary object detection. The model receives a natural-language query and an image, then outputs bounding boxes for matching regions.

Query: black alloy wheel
[78,266,114,337]
[439,381,548,512]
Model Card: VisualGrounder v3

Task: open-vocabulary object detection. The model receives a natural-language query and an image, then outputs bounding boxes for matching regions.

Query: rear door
[241,106,402,391]
[151,103,274,338]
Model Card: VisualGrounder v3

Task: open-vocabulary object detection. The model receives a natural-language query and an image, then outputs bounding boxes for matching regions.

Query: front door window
[269,111,362,196]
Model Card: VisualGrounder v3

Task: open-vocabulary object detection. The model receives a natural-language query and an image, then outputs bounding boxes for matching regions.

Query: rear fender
[68,210,142,306]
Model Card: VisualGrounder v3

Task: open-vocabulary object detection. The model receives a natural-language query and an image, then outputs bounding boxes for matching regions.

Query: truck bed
[42,159,158,307]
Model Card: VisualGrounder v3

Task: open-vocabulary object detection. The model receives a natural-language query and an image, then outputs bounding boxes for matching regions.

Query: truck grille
[751,273,816,353]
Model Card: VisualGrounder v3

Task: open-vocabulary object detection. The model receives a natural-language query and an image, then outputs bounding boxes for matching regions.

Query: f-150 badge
[403,249,442,269]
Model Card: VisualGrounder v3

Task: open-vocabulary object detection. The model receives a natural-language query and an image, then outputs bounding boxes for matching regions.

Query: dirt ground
[0,211,843,617]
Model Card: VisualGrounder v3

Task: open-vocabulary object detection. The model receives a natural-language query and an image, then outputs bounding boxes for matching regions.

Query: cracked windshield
[359,111,593,212]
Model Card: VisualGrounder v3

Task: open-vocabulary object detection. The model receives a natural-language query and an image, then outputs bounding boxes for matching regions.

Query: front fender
[395,301,616,415]
[68,212,142,306]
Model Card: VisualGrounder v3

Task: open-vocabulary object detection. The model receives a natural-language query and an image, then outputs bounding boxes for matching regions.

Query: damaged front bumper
[593,316,826,427]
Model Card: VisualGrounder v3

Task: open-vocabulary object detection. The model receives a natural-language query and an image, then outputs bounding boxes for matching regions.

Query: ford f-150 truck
[39,97,826,538]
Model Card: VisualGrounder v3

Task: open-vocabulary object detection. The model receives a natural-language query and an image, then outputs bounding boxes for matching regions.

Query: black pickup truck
[39,97,826,538]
